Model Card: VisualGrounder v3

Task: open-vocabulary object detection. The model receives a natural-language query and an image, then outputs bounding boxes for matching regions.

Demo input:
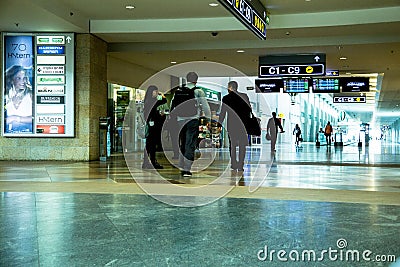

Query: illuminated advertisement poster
[3,35,34,134]
[2,33,75,137]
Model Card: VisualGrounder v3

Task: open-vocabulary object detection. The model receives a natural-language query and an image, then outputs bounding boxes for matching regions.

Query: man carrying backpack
[170,72,211,177]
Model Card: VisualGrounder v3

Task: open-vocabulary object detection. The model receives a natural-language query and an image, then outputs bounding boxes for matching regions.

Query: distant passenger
[293,124,302,147]
[266,112,284,152]
[324,121,333,145]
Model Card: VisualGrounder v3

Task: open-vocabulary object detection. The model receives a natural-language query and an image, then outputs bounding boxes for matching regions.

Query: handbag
[136,113,148,139]
[246,112,261,136]
[265,133,271,140]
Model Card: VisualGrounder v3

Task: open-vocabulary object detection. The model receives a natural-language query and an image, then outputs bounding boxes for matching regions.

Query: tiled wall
[0,34,107,161]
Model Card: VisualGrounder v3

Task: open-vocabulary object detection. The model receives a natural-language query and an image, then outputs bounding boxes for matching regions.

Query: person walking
[324,121,333,146]
[170,72,211,177]
[266,112,284,152]
[293,124,302,147]
[142,85,167,169]
[219,81,252,171]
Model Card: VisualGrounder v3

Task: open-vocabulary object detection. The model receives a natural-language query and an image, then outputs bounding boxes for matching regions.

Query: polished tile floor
[1,140,399,266]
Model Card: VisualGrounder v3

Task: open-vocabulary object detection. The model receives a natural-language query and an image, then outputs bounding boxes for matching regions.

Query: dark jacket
[146,98,167,127]
[219,91,251,134]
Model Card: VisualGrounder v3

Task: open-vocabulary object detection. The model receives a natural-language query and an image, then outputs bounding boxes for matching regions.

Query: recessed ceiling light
[339,57,347,60]
[170,61,177,64]
[237,50,245,53]
[209,3,219,7]
[125,5,135,9]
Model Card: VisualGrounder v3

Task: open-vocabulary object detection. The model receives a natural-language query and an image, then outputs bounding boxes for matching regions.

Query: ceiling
[1,0,400,126]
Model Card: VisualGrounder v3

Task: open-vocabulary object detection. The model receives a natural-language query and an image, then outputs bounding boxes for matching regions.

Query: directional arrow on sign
[314,56,320,62]
[66,36,72,43]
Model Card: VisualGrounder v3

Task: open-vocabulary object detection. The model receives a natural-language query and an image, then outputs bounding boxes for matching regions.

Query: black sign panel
[283,78,312,93]
[259,54,326,77]
[218,0,267,40]
[313,78,340,93]
[259,54,326,65]
[333,96,366,103]
[340,77,369,92]
[255,79,283,93]
[259,64,325,77]
[37,96,65,104]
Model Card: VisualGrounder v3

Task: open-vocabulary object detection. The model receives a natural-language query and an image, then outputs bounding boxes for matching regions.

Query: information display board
[2,32,75,137]
[255,79,282,93]
[283,78,312,93]
[340,77,369,92]
[312,78,340,93]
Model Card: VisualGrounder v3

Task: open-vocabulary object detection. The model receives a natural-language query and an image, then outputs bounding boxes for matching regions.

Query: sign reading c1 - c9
[259,64,325,77]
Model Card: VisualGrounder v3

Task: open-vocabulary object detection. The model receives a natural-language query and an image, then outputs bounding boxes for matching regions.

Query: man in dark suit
[267,112,284,152]
[219,81,251,171]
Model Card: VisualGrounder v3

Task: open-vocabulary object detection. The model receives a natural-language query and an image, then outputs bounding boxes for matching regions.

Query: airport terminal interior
[1,0,400,266]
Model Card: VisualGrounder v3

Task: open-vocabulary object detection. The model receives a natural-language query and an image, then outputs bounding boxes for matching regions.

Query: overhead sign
[340,77,369,92]
[2,32,75,137]
[259,54,326,65]
[326,70,339,76]
[283,78,312,93]
[218,0,267,40]
[312,78,340,93]
[259,54,326,77]
[333,96,366,103]
[255,79,282,93]
[259,64,325,77]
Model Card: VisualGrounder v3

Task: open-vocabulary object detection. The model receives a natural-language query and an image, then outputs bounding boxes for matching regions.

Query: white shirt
[6,94,32,117]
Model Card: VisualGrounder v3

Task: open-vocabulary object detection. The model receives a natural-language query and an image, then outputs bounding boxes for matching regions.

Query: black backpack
[171,86,198,117]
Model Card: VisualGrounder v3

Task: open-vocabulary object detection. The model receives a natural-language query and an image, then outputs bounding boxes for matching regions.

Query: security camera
[211,32,219,37]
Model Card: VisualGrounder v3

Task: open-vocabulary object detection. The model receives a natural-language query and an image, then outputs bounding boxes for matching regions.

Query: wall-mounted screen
[340,77,369,92]
[255,79,283,93]
[283,78,312,93]
[313,78,340,93]
[2,32,75,137]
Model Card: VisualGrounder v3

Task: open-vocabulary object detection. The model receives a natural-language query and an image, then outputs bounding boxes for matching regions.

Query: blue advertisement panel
[37,45,65,55]
[3,35,34,134]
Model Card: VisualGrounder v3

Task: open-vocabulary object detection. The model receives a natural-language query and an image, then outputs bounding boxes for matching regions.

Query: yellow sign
[278,113,285,119]
[306,66,314,73]
[253,14,265,33]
